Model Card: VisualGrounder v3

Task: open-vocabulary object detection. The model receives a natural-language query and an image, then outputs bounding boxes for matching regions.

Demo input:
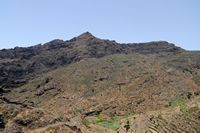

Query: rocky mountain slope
[0,32,200,133]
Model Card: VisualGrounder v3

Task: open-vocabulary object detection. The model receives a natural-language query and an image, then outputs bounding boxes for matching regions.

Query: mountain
[0,32,200,133]
[0,32,183,90]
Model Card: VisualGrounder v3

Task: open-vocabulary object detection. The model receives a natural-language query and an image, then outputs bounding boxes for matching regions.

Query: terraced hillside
[0,32,200,132]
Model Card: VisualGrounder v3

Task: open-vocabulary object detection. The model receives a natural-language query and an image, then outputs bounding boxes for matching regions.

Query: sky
[0,0,200,50]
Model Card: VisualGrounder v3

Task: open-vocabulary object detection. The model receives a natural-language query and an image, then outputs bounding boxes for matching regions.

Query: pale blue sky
[0,0,199,50]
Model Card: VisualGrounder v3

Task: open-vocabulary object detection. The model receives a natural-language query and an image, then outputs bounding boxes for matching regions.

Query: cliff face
[0,32,200,133]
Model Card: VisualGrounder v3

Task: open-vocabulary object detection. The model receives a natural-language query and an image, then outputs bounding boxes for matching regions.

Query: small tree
[124,120,130,133]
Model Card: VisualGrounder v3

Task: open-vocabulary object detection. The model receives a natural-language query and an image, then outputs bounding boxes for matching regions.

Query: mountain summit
[76,32,95,39]
[0,33,200,132]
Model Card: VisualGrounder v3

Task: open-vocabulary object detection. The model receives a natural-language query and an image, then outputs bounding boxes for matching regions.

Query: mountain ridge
[0,32,183,51]
[0,32,184,91]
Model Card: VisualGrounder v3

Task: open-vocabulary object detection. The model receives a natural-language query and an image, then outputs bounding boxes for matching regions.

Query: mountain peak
[76,32,96,40]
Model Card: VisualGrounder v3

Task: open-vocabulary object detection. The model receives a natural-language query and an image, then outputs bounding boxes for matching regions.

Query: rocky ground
[0,32,200,133]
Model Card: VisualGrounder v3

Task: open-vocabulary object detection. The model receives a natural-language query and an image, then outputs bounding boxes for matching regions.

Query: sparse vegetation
[186,106,199,114]
[96,114,120,130]
[124,120,130,133]
[82,114,125,131]
[98,119,120,131]
[168,96,190,113]
[82,112,136,131]
[82,118,92,126]
[169,96,187,107]
[168,96,200,114]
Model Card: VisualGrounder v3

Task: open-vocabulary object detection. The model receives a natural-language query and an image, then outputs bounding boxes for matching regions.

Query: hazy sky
[0,0,199,50]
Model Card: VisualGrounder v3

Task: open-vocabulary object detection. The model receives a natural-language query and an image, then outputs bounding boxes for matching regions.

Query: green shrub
[84,112,135,131]
[187,106,199,113]
[97,119,120,130]
[168,96,189,113]
[82,118,92,126]
[169,96,187,107]
[95,114,120,130]
[95,114,104,123]
[124,120,130,132]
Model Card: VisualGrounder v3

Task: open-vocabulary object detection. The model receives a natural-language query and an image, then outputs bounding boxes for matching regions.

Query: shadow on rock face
[0,113,5,130]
